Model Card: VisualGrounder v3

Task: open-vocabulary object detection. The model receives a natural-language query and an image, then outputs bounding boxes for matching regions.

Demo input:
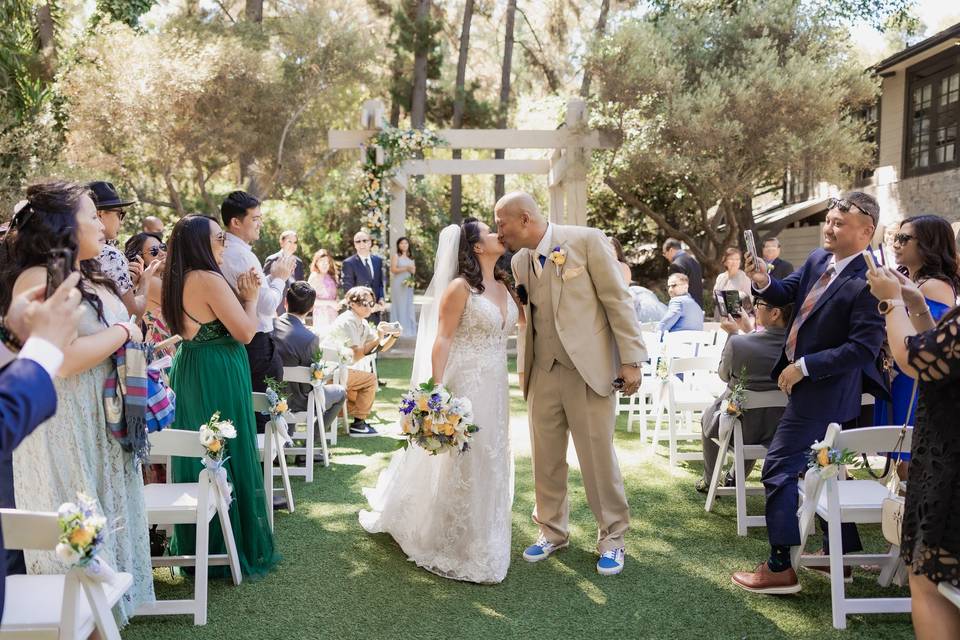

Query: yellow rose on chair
[69,526,96,548]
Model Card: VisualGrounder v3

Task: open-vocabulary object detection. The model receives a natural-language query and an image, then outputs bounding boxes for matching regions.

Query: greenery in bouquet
[56,493,108,566]
[725,366,748,416]
[199,411,237,462]
[398,379,478,455]
[655,355,668,380]
[263,377,290,416]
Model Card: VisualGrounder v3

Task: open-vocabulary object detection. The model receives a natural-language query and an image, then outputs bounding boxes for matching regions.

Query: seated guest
[658,273,704,332]
[325,286,398,438]
[273,282,347,459]
[697,296,793,493]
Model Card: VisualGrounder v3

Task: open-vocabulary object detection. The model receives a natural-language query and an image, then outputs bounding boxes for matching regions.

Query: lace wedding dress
[360,288,517,584]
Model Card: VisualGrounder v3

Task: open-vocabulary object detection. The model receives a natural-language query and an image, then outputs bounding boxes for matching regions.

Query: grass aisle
[124,359,913,640]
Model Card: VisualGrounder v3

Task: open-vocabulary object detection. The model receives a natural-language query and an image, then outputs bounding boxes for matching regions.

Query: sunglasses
[215,232,226,246]
[893,233,915,245]
[354,239,371,245]
[354,299,376,307]
[827,197,873,222]
[149,243,167,257]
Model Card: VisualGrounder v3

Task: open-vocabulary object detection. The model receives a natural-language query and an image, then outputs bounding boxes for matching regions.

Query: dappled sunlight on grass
[124,358,914,640]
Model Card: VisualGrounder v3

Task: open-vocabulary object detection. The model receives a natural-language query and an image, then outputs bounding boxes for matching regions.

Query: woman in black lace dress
[868,265,960,639]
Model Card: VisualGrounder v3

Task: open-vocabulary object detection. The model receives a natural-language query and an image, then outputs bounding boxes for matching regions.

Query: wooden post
[564,99,589,226]
[389,173,408,254]
[548,148,564,223]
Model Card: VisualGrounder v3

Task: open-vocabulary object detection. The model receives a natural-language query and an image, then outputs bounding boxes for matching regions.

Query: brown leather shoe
[732,562,801,594]
[802,550,853,583]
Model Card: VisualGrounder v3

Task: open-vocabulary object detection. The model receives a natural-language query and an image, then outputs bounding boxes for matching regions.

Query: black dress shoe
[378,379,387,387]
[272,495,289,510]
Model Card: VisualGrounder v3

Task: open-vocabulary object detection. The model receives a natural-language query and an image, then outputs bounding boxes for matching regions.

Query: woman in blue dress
[875,215,959,469]
[389,236,418,337]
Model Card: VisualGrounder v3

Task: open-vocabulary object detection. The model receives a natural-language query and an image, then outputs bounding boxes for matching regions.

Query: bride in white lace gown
[360,220,519,584]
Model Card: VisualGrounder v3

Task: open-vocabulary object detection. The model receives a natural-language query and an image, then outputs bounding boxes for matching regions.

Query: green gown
[169,320,280,578]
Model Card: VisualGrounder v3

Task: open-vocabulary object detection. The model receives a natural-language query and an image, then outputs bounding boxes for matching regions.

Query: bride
[359,218,520,584]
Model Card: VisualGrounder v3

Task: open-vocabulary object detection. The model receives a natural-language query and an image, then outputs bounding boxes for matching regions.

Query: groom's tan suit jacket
[512,224,647,398]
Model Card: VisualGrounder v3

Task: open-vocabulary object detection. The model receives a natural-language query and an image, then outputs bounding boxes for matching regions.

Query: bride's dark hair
[458,217,512,294]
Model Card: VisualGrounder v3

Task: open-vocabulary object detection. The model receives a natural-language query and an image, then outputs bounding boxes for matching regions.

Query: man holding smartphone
[731,192,887,594]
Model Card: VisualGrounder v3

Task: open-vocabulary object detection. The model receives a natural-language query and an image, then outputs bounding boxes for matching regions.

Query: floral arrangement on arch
[399,379,478,455]
[358,126,446,244]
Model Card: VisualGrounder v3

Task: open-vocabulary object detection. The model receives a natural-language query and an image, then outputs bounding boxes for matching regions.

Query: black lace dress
[901,312,960,586]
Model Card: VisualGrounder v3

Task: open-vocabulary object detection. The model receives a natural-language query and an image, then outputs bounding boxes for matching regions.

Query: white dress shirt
[19,337,64,377]
[532,223,554,278]
[220,232,286,334]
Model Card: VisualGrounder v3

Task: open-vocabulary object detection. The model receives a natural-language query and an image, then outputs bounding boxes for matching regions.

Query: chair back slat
[668,356,719,375]
[665,330,716,348]
[0,509,58,550]
[282,366,313,384]
[148,428,206,458]
[834,425,913,456]
[742,389,789,410]
[252,391,271,413]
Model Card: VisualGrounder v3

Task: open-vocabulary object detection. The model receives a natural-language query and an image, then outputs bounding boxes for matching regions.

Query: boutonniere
[548,246,567,276]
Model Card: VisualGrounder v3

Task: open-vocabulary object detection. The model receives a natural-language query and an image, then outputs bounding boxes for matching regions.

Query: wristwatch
[878,299,905,315]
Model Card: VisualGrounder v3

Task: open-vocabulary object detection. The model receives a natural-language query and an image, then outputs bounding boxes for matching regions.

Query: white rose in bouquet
[218,422,237,439]
[56,542,81,564]
[57,502,78,518]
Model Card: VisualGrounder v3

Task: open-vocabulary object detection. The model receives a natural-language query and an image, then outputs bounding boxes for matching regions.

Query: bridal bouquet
[398,380,478,455]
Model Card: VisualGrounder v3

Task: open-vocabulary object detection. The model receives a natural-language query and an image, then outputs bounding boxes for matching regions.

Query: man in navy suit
[1,273,84,618]
[732,192,887,594]
[340,231,385,324]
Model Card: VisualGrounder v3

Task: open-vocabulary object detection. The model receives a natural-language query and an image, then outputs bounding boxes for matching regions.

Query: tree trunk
[239,153,263,200]
[245,0,262,22]
[579,0,610,98]
[494,0,517,202]
[410,0,431,129]
[450,0,474,224]
[35,2,57,81]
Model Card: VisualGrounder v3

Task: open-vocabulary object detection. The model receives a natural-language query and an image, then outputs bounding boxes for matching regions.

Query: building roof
[873,22,960,73]
[754,196,830,231]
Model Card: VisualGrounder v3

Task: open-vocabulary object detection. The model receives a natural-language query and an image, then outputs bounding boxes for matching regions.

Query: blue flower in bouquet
[399,396,415,415]
[428,393,444,412]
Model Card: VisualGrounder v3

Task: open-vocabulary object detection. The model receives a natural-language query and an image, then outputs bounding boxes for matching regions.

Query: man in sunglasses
[341,231,385,324]
[731,191,888,594]
[89,180,154,319]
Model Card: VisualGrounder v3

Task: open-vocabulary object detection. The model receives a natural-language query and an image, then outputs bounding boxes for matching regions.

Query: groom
[495,192,647,576]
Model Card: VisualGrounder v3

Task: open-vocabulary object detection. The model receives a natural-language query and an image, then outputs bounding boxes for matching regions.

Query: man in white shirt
[219,190,295,440]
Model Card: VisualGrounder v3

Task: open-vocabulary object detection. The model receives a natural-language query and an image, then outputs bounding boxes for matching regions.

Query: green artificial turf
[122,358,913,640]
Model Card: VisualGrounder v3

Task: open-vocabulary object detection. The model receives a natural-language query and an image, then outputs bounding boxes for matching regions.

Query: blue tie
[539,255,547,267]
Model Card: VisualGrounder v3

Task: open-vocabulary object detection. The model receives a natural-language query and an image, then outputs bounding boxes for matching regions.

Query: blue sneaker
[597,547,625,576]
[522,536,568,562]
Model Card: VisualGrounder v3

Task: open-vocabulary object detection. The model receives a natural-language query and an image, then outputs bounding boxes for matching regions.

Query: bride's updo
[457,217,512,294]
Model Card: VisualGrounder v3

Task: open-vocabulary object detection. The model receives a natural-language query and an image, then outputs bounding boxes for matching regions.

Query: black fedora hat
[87,181,136,210]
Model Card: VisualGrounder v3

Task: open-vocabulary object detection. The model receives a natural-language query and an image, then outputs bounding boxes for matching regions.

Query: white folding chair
[793,424,913,629]
[282,366,333,481]
[318,345,352,445]
[939,582,960,610]
[0,509,132,640]
[617,339,663,435]
[704,389,787,535]
[652,355,721,467]
[137,429,241,625]
[254,393,295,530]
[702,321,723,332]
[664,330,717,356]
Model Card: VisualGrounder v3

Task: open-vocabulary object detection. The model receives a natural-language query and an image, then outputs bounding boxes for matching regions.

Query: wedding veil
[409,224,461,386]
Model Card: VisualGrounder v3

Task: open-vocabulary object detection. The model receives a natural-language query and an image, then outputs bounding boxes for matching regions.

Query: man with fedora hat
[89,181,156,318]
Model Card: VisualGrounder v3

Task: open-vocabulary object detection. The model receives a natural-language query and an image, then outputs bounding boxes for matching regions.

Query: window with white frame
[905,51,960,175]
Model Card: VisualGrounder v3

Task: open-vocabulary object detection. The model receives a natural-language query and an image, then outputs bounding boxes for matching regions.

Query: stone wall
[863,166,960,227]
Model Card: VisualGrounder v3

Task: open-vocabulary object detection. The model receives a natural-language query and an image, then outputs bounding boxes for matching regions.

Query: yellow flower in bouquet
[422,415,434,435]
[817,447,830,467]
[439,420,455,437]
[313,369,323,380]
[401,415,413,434]
[207,439,223,454]
[416,395,430,412]
[69,526,96,548]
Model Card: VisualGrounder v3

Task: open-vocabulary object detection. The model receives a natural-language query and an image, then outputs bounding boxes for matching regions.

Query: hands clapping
[237,268,261,303]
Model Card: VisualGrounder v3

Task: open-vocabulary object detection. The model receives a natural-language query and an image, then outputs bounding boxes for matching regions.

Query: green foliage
[589,0,878,273]
[92,0,157,29]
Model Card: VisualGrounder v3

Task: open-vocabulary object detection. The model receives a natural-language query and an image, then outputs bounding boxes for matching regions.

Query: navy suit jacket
[757,248,887,422]
[0,358,58,618]
[340,254,384,301]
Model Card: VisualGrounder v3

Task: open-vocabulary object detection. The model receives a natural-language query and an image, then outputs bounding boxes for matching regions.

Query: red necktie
[784,266,834,361]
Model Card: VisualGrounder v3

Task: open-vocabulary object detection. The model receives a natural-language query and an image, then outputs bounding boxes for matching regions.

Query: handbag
[876,380,918,546]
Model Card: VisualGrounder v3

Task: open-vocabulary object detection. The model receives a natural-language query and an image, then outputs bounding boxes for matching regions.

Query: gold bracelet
[908,305,930,318]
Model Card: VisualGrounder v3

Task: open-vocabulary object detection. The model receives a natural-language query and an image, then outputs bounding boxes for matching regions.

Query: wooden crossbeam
[401,159,550,175]
[328,129,616,151]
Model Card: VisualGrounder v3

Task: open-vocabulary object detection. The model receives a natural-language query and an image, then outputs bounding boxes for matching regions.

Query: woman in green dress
[161,214,279,578]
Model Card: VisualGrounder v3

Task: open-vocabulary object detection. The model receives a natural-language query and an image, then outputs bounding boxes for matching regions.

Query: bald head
[493,191,547,251]
[142,216,164,235]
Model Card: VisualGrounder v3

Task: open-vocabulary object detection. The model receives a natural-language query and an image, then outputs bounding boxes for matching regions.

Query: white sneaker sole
[349,431,379,438]
[731,577,802,594]
[522,542,568,563]
[597,561,625,576]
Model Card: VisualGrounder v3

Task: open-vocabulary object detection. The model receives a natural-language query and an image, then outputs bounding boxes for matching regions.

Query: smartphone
[45,248,74,298]
[862,249,879,275]
[743,229,759,263]
[612,377,625,391]
[714,290,729,317]
[721,289,743,318]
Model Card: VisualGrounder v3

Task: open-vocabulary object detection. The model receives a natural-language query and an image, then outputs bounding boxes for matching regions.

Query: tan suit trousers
[528,362,630,553]
[346,369,377,420]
